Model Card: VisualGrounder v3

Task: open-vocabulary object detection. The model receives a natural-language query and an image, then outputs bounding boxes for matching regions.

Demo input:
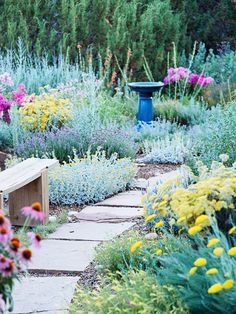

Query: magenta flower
[163,67,191,85]
[188,73,214,87]
[12,84,26,106]
[21,202,45,222]
[0,94,12,111]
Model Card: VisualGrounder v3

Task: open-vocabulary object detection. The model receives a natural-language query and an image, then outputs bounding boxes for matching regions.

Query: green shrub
[154,98,207,126]
[49,151,137,205]
[70,270,187,314]
[0,0,184,80]
[188,103,236,169]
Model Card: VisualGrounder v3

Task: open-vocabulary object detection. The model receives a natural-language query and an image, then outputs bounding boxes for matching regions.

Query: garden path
[11,169,179,314]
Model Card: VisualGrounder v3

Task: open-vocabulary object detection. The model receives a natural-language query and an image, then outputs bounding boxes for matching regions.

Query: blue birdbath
[128,82,164,127]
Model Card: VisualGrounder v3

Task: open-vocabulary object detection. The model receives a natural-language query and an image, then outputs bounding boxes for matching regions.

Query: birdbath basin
[128,82,164,126]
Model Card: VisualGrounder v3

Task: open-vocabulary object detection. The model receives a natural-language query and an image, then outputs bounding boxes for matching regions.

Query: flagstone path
[11,169,179,314]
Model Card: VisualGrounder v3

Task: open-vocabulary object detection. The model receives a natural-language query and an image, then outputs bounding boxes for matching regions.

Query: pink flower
[188,73,214,87]
[0,94,12,111]
[28,232,42,248]
[0,72,13,87]
[21,202,45,222]
[163,67,191,85]
[12,84,26,106]
[0,258,16,277]
[20,248,33,263]
[0,226,12,242]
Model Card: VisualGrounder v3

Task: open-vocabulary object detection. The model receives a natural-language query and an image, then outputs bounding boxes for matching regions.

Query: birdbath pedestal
[128,82,164,126]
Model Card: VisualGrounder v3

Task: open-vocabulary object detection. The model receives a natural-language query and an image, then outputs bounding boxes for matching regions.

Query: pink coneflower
[0,226,12,242]
[28,232,42,248]
[0,255,9,270]
[1,259,15,277]
[21,202,45,222]
[10,237,21,254]
[20,248,33,263]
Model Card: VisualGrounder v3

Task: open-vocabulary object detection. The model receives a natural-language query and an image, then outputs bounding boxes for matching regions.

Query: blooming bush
[20,94,72,130]
[0,203,43,312]
[143,158,236,235]
[49,151,137,205]
[163,66,214,100]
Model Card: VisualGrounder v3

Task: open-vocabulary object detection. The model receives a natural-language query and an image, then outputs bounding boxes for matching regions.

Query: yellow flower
[145,214,157,223]
[208,283,223,294]
[189,267,197,275]
[177,216,187,224]
[228,247,236,255]
[195,215,209,225]
[207,238,220,247]
[194,258,207,267]
[156,249,162,256]
[154,220,164,229]
[223,279,234,289]
[188,225,202,235]
[206,268,218,275]
[130,241,142,253]
[213,247,224,257]
[228,226,236,234]
[229,203,235,209]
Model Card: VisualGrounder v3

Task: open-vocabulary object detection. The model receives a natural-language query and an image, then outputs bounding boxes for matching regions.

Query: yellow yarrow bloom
[189,267,197,275]
[188,225,202,235]
[195,215,209,225]
[206,268,218,275]
[207,238,220,247]
[140,195,146,205]
[177,216,187,224]
[213,247,224,257]
[145,214,157,223]
[223,279,234,289]
[228,226,236,234]
[228,247,236,255]
[154,220,164,229]
[156,249,162,256]
[194,258,207,267]
[130,241,142,253]
[208,283,223,294]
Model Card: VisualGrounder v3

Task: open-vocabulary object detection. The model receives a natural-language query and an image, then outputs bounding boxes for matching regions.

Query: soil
[136,163,179,179]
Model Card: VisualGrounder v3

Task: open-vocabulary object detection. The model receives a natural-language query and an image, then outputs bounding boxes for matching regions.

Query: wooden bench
[0,158,59,226]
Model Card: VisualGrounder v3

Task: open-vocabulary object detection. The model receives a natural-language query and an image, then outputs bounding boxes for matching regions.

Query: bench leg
[9,170,49,226]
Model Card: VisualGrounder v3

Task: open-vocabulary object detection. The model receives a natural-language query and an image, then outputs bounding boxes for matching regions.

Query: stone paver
[77,205,143,222]
[12,276,78,313]
[147,170,180,188]
[48,221,134,241]
[29,240,99,272]
[95,190,143,207]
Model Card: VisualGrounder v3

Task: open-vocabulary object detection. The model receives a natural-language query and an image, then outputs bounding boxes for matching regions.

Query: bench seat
[0,158,59,226]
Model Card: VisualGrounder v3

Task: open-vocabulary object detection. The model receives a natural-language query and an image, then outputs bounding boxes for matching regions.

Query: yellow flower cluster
[20,94,72,130]
[145,167,236,232]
